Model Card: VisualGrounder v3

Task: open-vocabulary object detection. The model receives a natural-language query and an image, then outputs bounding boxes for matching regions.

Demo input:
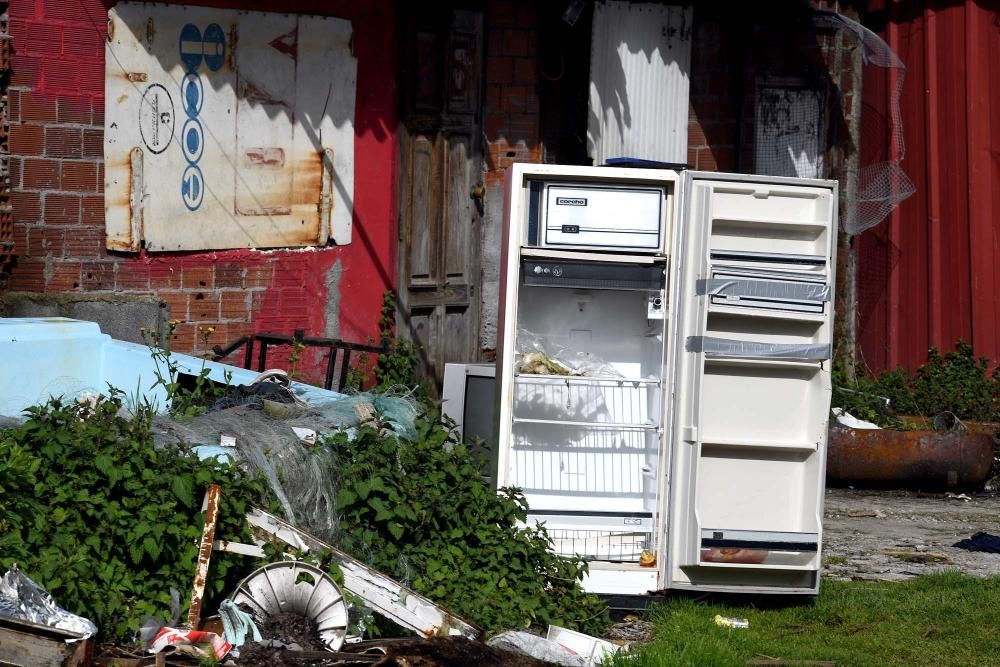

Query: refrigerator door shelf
[702,273,829,314]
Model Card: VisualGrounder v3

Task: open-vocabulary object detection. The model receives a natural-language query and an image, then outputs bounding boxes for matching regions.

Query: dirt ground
[822,486,1000,581]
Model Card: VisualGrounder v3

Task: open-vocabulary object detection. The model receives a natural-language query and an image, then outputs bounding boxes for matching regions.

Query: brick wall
[483,0,542,187]
[686,5,858,179]
[0,2,10,280]
[5,0,399,380]
[687,15,740,172]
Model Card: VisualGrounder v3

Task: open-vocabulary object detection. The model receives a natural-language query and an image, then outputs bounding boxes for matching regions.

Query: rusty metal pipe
[827,427,995,489]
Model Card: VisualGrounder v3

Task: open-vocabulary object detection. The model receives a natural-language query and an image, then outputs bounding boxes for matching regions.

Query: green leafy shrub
[0,395,268,642]
[326,410,609,635]
[833,341,1000,427]
[374,291,420,392]
[831,366,901,428]
[912,342,994,421]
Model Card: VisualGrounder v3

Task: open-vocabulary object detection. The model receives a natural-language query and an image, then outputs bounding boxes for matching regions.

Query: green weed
[325,408,609,635]
[609,572,1000,667]
[0,393,268,642]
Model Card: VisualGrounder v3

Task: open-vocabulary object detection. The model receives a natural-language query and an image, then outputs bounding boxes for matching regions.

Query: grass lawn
[608,572,1000,667]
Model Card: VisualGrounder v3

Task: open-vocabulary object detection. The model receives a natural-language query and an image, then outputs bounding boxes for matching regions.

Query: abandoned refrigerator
[493,163,837,596]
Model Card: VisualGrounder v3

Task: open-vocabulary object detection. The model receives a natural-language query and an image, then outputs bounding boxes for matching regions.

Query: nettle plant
[0,393,268,642]
[326,408,609,635]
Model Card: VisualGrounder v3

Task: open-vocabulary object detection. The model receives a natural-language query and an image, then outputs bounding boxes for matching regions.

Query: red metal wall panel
[858,0,1000,372]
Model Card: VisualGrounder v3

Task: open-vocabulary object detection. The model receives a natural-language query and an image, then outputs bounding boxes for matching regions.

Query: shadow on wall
[687,2,854,175]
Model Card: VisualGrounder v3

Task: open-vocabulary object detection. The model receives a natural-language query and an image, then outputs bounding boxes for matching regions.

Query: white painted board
[105,2,356,251]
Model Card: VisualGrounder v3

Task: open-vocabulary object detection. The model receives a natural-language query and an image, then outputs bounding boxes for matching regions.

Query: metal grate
[546,528,652,562]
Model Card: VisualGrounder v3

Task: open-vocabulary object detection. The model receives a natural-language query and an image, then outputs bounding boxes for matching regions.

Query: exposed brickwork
[483,0,542,187]
[1,1,12,281]
[687,14,740,172]
[5,0,400,376]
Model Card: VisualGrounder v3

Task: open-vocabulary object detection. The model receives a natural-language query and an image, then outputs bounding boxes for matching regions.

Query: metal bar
[254,332,386,353]
[337,349,352,392]
[324,344,338,390]
[188,484,222,629]
[210,335,251,362]
[244,336,255,370]
[245,508,480,639]
[257,340,268,373]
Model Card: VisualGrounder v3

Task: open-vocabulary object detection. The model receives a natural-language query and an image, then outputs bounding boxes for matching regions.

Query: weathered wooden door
[398,7,484,395]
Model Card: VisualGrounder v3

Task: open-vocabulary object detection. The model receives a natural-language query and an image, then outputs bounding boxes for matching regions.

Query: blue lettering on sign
[202,24,226,72]
[178,23,220,212]
[181,118,204,163]
[182,165,205,211]
[181,73,203,118]
[178,24,203,72]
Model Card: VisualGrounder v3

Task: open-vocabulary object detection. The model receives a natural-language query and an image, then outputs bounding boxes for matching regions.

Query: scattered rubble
[255,612,325,652]
[823,488,1000,581]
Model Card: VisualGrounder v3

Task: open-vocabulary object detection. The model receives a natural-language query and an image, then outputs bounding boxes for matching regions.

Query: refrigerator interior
[511,281,665,562]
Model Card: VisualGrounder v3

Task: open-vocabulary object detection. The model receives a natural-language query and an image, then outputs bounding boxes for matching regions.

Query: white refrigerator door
[665,172,837,594]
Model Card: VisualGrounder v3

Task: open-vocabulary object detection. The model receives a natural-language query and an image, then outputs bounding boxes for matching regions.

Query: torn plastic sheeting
[832,407,881,430]
[686,336,832,361]
[695,278,830,302]
[0,565,97,639]
[487,631,590,666]
[148,627,232,659]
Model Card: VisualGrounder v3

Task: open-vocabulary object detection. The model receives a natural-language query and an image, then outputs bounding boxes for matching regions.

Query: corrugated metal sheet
[587,2,693,165]
[857,0,1000,371]
[105,2,357,252]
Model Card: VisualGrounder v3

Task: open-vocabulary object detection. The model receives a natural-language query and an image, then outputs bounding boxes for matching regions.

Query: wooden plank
[0,618,91,667]
[406,284,471,308]
[188,484,222,628]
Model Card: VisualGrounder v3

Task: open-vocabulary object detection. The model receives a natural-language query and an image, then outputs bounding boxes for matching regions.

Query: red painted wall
[7,0,398,375]
[857,0,1000,372]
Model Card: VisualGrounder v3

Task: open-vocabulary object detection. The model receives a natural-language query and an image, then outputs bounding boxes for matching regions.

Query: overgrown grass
[609,572,1000,667]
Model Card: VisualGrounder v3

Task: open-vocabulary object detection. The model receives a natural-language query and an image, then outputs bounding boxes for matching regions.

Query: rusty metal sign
[105,3,357,251]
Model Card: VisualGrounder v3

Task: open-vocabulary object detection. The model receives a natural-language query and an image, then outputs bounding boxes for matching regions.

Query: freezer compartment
[537,183,666,251]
